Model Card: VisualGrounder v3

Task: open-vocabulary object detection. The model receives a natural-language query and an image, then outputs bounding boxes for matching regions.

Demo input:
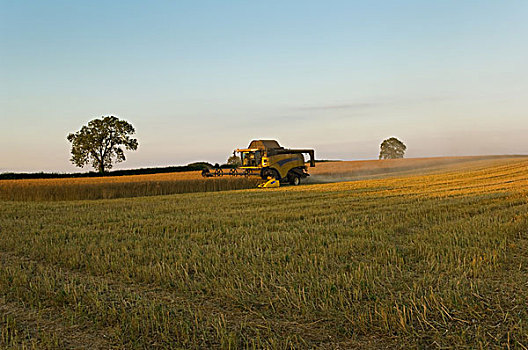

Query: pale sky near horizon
[1,0,527,172]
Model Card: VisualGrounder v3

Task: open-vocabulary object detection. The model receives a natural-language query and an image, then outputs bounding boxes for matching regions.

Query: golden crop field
[1,155,522,201]
[1,157,528,348]
[0,171,260,201]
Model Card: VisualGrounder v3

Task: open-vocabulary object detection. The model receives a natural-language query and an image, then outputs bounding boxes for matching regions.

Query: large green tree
[379,137,406,160]
[67,116,138,174]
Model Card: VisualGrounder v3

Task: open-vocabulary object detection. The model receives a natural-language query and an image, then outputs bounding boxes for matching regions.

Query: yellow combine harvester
[202,140,315,185]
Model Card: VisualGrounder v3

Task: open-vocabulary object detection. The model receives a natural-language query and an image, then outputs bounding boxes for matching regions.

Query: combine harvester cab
[236,140,315,185]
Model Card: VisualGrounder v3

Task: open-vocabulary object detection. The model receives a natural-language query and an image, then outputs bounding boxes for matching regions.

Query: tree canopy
[67,116,138,173]
[379,137,406,160]
[227,155,242,167]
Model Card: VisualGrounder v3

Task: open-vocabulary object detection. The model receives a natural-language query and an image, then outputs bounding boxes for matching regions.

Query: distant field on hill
[1,156,526,201]
[308,155,528,182]
[1,157,527,348]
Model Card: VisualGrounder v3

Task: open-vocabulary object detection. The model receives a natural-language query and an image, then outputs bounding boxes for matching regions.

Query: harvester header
[202,140,315,185]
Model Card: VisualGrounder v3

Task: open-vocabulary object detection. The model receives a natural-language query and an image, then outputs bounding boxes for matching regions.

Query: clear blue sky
[1,0,527,172]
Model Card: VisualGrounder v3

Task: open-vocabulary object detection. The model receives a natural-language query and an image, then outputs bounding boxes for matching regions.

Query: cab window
[241,151,261,166]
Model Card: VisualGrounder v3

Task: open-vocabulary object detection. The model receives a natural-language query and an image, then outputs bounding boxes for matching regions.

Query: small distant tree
[379,137,406,160]
[67,116,138,174]
[227,154,241,168]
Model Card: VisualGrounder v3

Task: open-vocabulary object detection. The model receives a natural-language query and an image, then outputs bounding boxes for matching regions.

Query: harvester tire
[261,168,280,180]
[289,174,301,186]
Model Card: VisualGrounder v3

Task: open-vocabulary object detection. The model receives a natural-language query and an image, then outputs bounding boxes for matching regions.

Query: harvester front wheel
[261,168,279,180]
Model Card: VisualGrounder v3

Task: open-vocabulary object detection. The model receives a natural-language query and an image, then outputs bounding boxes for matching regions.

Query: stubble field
[1,156,528,349]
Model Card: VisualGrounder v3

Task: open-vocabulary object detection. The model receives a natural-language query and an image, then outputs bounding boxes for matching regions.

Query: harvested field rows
[1,158,528,348]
